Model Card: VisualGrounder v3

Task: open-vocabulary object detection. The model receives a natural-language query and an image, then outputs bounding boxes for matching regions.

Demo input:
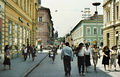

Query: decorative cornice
[103,23,120,30]
[103,0,111,7]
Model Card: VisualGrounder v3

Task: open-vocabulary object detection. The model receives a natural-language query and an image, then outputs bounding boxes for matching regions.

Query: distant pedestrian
[51,46,56,63]
[3,45,11,70]
[92,44,100,72]
[24,47,28,61]
[117,45,120,68]
[27,44,31,58]
[110,46,117,71]
[84,43,91,73]
[75,43,85,76]
[102,46,110,71]
[40,45,43,53]
[32,45,36,61]
[61,42,73,76]
[21,44,25,60]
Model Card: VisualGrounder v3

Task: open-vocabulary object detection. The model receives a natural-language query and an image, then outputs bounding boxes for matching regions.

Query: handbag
[6,55,11,59]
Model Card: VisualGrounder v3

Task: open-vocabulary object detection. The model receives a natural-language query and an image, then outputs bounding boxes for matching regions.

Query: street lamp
[92,2,101,46]
[92,2,101,14]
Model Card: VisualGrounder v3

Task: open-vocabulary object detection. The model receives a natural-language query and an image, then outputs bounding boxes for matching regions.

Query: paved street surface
[0,50,48,77]
[27,49,120,77]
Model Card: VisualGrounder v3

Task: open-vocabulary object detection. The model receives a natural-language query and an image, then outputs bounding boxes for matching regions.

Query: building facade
[37,6,54,47]
[0,0,5,55]
[0,0,39,56]
[71,14,103,47]
[103,0,120,48]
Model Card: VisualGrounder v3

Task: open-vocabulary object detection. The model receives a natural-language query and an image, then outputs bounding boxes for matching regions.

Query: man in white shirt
[61,42,73,76]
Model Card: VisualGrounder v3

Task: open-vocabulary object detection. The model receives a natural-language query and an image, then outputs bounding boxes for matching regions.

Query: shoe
[65,73,67,76]
[68,72,71,76]
[79,72,82,76]
[82,73,85,76]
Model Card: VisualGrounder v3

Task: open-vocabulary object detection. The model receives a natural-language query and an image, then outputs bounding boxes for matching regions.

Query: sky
[41,0,103,37]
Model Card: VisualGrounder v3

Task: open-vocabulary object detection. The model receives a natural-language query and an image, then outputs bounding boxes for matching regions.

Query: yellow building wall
[4,0,38,55]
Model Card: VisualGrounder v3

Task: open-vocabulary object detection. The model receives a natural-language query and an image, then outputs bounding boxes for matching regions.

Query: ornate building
[0,0,39,57]
[103,0,120,48]
[37,6,54,47]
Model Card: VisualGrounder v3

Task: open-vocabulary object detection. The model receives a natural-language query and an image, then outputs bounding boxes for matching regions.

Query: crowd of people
[3,44,37,70]
[61,42,120,76]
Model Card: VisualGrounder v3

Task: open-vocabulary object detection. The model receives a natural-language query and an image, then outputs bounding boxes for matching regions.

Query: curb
[23,54,48,77]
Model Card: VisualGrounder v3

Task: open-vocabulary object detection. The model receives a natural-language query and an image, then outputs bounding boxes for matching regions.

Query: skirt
[102,55,110,65]
[3,56,11,65]
[118,55,120,66]
[85,55,91,66]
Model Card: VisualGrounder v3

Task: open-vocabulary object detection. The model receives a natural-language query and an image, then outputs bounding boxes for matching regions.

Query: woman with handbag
[3,45,11,70]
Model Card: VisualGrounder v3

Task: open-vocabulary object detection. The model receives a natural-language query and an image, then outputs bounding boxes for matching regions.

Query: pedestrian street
[27,49,120,77]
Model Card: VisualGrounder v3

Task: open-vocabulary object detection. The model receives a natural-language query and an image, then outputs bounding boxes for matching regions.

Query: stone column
[4,19,8,46]
[17,25,20,52]
[12,22,15,55]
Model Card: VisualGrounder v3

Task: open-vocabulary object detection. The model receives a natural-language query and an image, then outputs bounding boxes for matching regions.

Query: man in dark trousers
[61,42,73,76]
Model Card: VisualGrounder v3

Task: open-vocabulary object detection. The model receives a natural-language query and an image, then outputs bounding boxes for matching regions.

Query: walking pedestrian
[75,43,85,76]
[117,45,120,68]
[27,44,31,58]
[92,44,100,72]
[51,46,56,63]
[24,47,27,61]
[102,46,110,71]
[40,45,43,53]
[84,43,91,73]
[32,45,36,61]
[21,44,25,60]
[61,42,73,76]
[3,45,11,70]
[110,46,117,71]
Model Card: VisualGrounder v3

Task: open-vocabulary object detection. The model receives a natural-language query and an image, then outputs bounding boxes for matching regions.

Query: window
[107,33,110,47]
[20,0,22,8]
[24,28,26,44]
[107,10,110,23]
[39,17,42,22]
[86,27,91,35]
[27,30,29,38]
[27,0,29,14]
[24,0,26,11]
[100,27,103,35]
[116,6,119,20]
[93,27,97,35]
[15,23,18,46]
[0,18,2,53]
[30,4,31,17]
[20,26,22,48]
[8,20,12,46]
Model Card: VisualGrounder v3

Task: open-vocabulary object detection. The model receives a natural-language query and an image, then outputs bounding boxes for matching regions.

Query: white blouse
[78,47,85,56]
[84,47,91,55]
[117,49,120,56]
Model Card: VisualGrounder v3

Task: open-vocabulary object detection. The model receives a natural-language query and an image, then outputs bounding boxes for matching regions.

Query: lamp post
[92,2,101,46]
[92,2,101,15]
